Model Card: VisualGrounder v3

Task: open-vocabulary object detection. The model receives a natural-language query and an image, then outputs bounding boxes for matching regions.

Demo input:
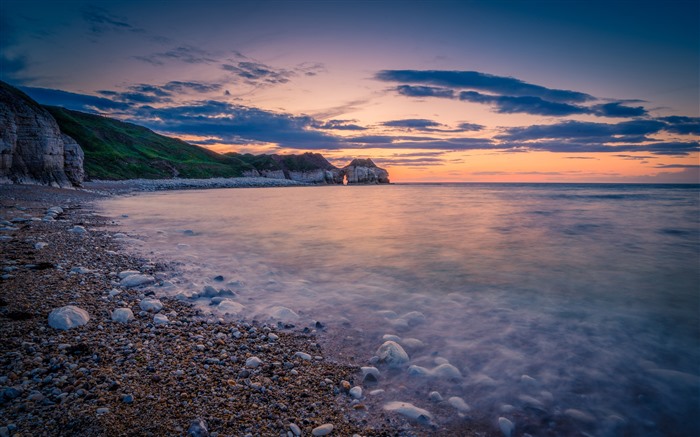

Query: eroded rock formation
[0,81,84,187]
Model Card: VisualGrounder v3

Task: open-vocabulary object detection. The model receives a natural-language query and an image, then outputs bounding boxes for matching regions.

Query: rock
[498,417,514,437]
[382,334,401,342]
[289,423,301,436]
[245,356,262,368]
[376,341,409,368]
[34,242,48,249]
[213,275,224,282]
[201,285,218,297]
[0,81,82,187]
[311,423,334,436]
[68,225,87,234]
[48,305,89,330]
[361,366,380,383]
[408,365,431,377]
[448,396,470,412]
[340,158,390,184]
[400,338,425,350]
[139,298,163,313]
[118,270,140,279]
[47,206,63,215]
[431,363,463,379]
[111,308,134,324]
[122,394,134,404]
[216,299,244,316]
[429,391,443,402]
[187,418,209,436]
[70,266,92,274]
[96,407,109,415]
[62,134,84,186]
[270,306,299,321]
[383,401,433,424]
[153,314,169,325]
[349,386,363,399]
[294,351,312,361]
[121,274,155,288]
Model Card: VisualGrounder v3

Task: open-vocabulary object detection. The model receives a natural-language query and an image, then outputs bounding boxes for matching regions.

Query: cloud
[95,81,221,105]
[457,122,484,131]
[19,86,129,112]
[377,69,593,103]
[591,102,648,117]
[502,140,699,156]
[396,85,454,98]
[0,16,30,83]
[83,6,144,35]
[659,116,700,135]
[498,120,667,142]
[134,45,217,66]
[653,164,700,169]
[459,91,589,116]
[382,119,443,129]
[314,119,366,130]
[222,61,293,84]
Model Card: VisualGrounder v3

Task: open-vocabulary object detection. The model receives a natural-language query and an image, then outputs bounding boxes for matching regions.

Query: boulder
[48,305,90,330]
[111,308,134,324]
[376,341,409,368]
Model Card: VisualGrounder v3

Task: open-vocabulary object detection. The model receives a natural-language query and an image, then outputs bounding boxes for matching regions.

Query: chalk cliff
[0,81,84,187]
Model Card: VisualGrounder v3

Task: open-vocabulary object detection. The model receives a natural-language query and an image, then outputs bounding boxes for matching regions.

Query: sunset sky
[1,0,698,183]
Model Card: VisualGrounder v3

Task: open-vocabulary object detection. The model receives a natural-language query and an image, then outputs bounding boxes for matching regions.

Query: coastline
[0,182,488,437]
[0,183,382,436]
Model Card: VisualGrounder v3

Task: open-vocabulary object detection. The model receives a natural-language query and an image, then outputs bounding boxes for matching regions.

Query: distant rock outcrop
[340,158,390,184]
[0,81,84,187]
[237,152,389,185]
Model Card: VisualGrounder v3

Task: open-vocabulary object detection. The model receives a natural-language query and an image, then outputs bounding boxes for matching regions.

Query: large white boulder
[48,305,90,330]
[111,308,134,324]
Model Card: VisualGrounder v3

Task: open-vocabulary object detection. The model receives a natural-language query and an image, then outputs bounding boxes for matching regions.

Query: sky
[1,0,698,183]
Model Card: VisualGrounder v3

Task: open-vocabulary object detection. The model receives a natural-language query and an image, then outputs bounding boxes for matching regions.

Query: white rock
[48,306,90,330]
[217,299,245,315]
[118,270,140,279]
[369,389,385,396]
[47,206,63,215]
[111,308,134,324]
[448,396,470,412]
[246,356,262,368]
[382,334,401,342]
[311,423,334,436]
[349,386,362,399]
[431,363,463,379]
[121,274,155,288]
[139,298,163,313]
[295,351,312,361]
[498,417,514,437]
[289,423,301,436]
[68,226,86,234]
[113,233,127,238]
[400,311,426,326]
[34,242,48,250]
[400,338,425,350]
[383,401,433,424]
[108,288,122,297]
[376,341,409,368]
[407,365,431,377]
[71,266,92,274]
[270,306,299,321]
[153,314,169,325]
[429,391,443,402]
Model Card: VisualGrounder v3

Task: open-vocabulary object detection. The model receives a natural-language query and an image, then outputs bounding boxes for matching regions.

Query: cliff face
[340,158,390,184]
[0,81,84,187]
[238,152,389,185]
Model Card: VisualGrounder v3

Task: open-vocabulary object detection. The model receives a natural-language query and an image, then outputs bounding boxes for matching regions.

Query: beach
[0,182,488,437]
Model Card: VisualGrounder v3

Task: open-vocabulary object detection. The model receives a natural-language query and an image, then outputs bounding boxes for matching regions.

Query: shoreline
[0,183,488,436]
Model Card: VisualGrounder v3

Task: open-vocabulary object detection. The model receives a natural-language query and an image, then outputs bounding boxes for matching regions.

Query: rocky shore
[0,183,487,437]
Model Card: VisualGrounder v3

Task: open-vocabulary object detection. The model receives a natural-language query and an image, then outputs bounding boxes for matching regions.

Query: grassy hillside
[46,106,253,180]
[230,152,337,173]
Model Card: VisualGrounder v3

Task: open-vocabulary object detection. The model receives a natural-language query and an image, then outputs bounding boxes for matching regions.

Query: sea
[100,183,700,436]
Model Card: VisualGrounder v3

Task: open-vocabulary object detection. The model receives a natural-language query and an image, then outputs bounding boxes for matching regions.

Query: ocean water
[100,183,700,435]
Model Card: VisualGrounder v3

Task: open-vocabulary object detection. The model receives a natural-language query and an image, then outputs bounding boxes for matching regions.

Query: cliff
[0,81,83,187]
[233,152,390,185]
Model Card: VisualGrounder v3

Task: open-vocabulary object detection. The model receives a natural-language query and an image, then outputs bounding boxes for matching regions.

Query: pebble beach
[0,182,487,437]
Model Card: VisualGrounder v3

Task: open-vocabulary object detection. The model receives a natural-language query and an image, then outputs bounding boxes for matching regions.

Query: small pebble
[311,423,334,436]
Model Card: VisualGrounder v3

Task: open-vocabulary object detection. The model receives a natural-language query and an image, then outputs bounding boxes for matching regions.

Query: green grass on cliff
[45,106,253,180]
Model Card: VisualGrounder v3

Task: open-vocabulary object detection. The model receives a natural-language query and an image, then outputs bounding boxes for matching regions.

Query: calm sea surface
[101,183,700,435]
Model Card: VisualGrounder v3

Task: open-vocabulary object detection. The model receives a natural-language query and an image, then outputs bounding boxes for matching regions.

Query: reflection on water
[101,183,700,435]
